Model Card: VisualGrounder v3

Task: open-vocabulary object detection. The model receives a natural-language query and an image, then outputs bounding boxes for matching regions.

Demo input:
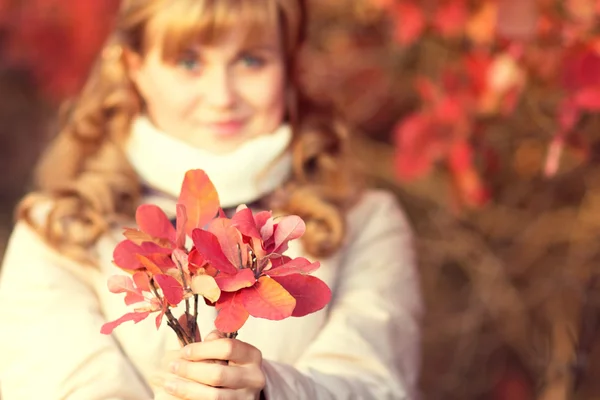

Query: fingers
[181,336,262,365]
[168,359,257,389]
[161,377,237,400]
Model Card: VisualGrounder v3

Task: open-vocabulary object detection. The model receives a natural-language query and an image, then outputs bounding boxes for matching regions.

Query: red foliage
[0,1,121,99]
[102,169,331,339]
[375,0,600,208]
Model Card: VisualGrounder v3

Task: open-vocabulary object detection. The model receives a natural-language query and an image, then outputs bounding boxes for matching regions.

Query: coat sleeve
[261,192,423,400]
[0,221,153,400]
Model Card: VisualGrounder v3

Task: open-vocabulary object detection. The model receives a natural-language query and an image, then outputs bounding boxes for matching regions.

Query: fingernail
[165,380,178,394]
[169,361,179,373]
[183,346,192,358]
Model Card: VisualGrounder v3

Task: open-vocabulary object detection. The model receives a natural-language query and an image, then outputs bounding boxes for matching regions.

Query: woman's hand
[152,331,266,400]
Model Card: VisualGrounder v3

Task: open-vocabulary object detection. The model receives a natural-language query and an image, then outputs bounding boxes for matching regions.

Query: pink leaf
[178,169,220,236]
[267,258,320,277]
[215,292,250,333]
[154,274,184,306]
[239,276,296,320]
[107,275,145,305]
[254,211,274,240]
[272,216,305,253]
[100,311,150,335]
[136,204,176,242]
[271,275,332,317]
[175,204,188,249]
[232,206,261,238]
[191,229,238,275]
[215,268,256,292]
[208,219,248,268]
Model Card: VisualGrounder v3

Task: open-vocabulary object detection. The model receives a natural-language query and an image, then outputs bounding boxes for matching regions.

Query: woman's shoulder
[2,196,99,286]
[341,188,413,250]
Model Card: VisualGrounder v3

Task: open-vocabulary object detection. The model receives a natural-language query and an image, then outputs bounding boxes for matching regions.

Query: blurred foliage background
[3,0,600,399]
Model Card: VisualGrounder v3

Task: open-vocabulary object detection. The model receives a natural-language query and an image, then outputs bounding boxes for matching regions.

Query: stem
[225,331,238,339]
[191,294,199,341]
[150,277,193,345]
[174,255,193,336]
[167,320,187,345]
[165,309,193,345]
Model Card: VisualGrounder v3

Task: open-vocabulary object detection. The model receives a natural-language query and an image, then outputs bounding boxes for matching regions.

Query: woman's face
[127,26,286,154]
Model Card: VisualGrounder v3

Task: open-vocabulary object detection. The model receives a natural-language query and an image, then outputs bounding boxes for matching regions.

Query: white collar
[125,116,293,208]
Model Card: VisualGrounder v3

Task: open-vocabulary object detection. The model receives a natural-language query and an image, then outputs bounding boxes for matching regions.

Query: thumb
[204,330,226,342]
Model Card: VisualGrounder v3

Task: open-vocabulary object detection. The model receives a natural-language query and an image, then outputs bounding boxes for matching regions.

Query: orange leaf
[466,1,498,46]
[136,253,174,276]
[178,170,220,236]
[215,292,250,333]
[191,274,221,303]
[122,228,172,249]
[239,276,296,320]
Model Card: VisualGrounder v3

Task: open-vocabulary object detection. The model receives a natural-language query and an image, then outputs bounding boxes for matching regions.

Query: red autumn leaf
[188,248,207,274]
[267,258,320,277]
[175,204,188,249]
[135,204,176,243]
[562,45,600,91]
[240,276,296,320]
[433,0,468,38]
[107,275,145,306]
[231,206,262,239]
[392,1,426,46]
[215,268,257,292]
[272,216,305,254]
[191,229,238,275]
[574,87,600,110]
[101,311,151,335]
[215,292,250,333]
[209,218,248,268]
[154,274,184,306]
[393,114,439,180]
[271,275,332,317]
[178,169,220,236]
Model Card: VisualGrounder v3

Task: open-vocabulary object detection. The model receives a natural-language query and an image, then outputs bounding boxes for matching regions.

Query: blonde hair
[19,0,361,263]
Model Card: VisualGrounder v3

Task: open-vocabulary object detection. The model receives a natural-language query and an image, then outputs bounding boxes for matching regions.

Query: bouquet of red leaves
[101,169,331,344]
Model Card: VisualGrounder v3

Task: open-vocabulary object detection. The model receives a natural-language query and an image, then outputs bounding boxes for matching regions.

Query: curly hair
[18,0,362,264]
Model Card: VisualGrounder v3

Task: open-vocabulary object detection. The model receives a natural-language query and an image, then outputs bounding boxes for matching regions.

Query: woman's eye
[177,55,201,72]
[240,54,265,68]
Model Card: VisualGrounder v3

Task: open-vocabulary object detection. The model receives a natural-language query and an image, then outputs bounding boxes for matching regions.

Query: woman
[0,0,422,399]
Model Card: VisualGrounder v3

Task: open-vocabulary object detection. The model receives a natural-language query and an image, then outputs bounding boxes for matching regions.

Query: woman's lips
[204,120,245,138]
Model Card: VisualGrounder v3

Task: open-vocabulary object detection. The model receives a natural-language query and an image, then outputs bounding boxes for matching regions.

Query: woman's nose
[204,67,236,110]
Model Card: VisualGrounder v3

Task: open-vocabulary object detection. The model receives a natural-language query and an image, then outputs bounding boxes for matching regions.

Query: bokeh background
[2,1,600,399]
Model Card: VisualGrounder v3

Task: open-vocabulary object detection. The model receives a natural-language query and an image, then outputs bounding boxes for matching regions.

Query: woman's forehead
[143,0,281,59]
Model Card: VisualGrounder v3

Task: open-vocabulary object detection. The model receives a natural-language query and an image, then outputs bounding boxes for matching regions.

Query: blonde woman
[0,0,422,399]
